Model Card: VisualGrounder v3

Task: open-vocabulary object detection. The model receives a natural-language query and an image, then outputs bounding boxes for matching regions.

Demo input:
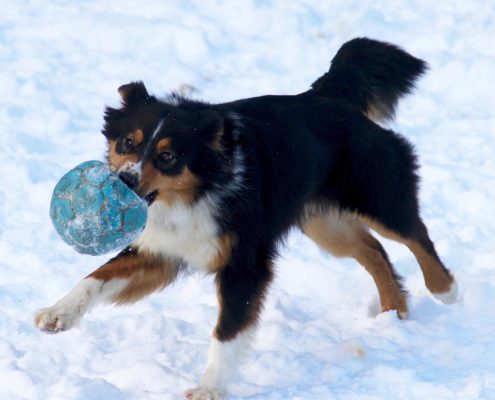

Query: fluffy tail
[310,37,427,122]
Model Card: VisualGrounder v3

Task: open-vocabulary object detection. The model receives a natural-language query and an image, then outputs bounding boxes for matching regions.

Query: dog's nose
[119,172,139,190]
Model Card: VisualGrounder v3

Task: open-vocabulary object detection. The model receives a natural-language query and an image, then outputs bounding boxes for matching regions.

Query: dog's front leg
[186,259,273,400]
[35,247,180,334]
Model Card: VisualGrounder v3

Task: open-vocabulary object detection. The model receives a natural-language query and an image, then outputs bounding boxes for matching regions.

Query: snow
[1,1,495,399]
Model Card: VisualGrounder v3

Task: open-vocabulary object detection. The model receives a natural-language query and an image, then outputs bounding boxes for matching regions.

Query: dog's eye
[117,137,135,155]
[159,151,176,163]
[123,137,134,153]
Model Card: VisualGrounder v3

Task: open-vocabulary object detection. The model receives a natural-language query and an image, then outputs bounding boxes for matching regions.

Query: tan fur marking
[34,314,58,332]
[358,216,454,294]
[133,129,144,145]
[358,215,405,243]
[107,140,139,172]
[141,161,199,205]
[366,103,389,124]
[156,138,172,153]
[118,87,126,100]
[406,241,454,293]
[302,209,408,318]
[207,233,237,273]
[88,250,179,305]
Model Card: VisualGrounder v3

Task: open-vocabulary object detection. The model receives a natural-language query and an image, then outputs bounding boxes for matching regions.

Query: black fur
[311,37,427,121]
[103,37,449,343]
[212,94,420,239]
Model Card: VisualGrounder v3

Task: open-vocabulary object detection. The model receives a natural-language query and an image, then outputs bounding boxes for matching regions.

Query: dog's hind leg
[362,216,457,304]
[301,207,408,319]
[407,219,457,302]
[34,247,180,333]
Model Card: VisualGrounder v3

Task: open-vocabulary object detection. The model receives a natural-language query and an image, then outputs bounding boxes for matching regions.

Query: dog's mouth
[144,190,158,206]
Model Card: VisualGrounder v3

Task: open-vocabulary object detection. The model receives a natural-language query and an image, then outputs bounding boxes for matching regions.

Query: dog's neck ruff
[133,196,221,272]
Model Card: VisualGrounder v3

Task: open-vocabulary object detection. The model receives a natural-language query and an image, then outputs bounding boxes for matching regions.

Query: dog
[35,38,458,399]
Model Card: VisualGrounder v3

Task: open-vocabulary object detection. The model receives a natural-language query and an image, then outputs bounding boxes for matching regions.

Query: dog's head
[102,82,236,206]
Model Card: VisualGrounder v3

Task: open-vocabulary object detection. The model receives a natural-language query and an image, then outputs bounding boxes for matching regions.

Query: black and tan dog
[35,38,457,399]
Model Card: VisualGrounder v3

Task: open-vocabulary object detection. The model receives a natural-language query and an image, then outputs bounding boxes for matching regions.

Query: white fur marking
[35,277,129,333]
[184,386,223,400]
[211,145,245,202]
[117,160,142,179]
[133,198,220,271]
[433,280,459,304]
[186,329,255,398]
[151,118,165,140]
[225,147,246,194]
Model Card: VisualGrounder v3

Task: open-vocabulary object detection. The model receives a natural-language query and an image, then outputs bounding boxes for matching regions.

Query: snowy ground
[1,1,495,399]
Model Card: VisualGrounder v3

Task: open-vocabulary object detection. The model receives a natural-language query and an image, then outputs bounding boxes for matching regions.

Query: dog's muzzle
[119,172,139,191]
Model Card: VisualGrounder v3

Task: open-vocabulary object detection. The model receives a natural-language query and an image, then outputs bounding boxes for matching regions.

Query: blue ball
[50,160,147,255]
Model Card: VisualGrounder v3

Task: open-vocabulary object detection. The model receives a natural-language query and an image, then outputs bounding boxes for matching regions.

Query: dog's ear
[102,106,124,140]
[199,109,224,134]
[197,109,227,152]
[118,81,151,106]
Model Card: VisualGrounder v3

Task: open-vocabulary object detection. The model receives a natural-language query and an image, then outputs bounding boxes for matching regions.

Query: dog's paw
[433,280,459,304]
[34,304,81,334]
[185,386,224,400]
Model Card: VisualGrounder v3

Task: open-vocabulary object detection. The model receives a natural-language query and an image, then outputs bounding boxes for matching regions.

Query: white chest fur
[133,198,220,271]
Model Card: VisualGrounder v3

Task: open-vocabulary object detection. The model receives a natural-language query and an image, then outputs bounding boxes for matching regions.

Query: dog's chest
[133,199,220,271]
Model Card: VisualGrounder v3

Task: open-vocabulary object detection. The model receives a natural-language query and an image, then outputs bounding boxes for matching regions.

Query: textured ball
[50,160,147,255]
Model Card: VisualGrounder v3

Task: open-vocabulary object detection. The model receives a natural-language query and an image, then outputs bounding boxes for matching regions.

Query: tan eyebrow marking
[132,129,144,145]
[156,138,172,153]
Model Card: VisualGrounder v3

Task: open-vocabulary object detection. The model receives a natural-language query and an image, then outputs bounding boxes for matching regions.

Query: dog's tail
[310,37,427,122]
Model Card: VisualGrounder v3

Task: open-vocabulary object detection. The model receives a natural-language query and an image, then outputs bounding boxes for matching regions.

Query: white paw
[433,280,459,304]
[185,386,224,400]
[34,304,82,334]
